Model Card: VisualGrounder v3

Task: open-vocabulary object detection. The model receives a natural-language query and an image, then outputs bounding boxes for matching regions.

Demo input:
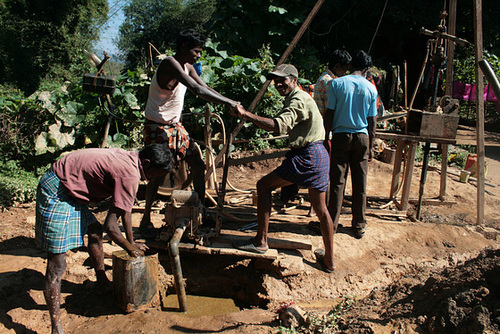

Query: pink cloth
[453,81,498,102]
[52,148,144,212]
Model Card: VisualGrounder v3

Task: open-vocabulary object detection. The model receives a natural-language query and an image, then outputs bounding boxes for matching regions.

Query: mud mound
[340,248,500,333]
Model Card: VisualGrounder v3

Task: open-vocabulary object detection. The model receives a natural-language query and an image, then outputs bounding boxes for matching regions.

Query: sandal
[353,227,366,239]
[314,249,335,273]
[233,239,267,254]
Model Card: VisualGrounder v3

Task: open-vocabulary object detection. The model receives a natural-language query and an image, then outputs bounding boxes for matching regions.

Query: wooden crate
[406,109,459,139]
[83,73,116,95]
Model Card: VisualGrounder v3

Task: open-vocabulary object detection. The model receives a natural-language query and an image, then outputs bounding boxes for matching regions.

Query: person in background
[304,49,352,220]
[36,144,173,334]
[141,29,240,238]
[324,50,378,240]
[230,64,335,273]
[314,49,352,116]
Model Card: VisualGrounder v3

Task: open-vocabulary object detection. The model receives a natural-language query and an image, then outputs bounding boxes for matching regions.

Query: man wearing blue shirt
[324,50,378,239]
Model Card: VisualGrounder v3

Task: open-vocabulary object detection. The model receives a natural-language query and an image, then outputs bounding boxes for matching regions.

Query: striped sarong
[275,141,330,192]
[35,169,97,254]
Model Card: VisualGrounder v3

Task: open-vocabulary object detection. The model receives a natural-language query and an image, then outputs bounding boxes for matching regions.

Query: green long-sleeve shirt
[274,87,325,148]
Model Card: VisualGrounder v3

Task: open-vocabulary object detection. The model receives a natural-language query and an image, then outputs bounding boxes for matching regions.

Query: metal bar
[478,59,500,101]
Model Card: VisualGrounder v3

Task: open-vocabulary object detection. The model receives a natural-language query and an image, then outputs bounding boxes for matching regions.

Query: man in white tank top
[141,29,240,238]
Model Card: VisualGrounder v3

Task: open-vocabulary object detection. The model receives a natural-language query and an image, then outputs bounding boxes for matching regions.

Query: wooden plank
[376,131,456,145]
[145,240,278,260]
[227,150,288,166]
[213,232,312,250]
[341,207,407,217]
[179,242,278,260]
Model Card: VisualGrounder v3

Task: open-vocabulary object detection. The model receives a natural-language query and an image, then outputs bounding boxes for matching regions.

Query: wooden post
[440,0,458,200]
[473,0,485,224]
[445,0,457,96]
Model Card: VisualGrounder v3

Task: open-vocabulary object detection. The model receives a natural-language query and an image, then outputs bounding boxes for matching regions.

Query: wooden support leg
[398,142,417,211]
[389,140,406,200]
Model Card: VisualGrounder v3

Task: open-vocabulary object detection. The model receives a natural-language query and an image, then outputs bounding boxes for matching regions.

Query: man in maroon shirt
[35,144,172,334]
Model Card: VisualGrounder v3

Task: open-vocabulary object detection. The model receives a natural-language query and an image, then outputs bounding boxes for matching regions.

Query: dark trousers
[328,133,369,229]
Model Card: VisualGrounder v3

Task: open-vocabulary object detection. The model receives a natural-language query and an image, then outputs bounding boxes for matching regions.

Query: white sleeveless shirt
[144,63,189,124]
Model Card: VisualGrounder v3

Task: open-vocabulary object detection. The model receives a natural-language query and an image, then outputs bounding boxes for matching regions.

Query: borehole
[157,251,271,315]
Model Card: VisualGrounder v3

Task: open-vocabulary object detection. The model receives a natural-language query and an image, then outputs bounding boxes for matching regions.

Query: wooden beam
[474,0,485,224]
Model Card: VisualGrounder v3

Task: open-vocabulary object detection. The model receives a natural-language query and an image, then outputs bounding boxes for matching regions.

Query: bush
[0,161,41,208]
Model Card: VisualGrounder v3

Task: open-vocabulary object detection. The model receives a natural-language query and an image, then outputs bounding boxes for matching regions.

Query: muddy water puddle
[162,294,240,317]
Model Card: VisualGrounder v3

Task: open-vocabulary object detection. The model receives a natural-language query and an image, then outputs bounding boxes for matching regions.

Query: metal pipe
[168,219,188,312]
[416,143,431,220]
[479,59,500,101]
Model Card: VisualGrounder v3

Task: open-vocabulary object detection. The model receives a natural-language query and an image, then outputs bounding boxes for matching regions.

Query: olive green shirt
[274,87,325,148]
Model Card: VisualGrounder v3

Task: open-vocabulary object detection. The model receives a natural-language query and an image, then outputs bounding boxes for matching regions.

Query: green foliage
[414,143,475,170]
[454,46,500,84]
[276,297,356,334]
[0,160,41,208]
[206,0,322,79]
[118,0,216,70]
[183,42,287,151]
[0,0,108,94]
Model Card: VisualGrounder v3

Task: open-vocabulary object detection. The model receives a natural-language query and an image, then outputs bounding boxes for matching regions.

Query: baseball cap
[266,64,299,79]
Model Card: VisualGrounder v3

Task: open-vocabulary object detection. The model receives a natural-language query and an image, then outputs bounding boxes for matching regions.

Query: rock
[277,303,307,328]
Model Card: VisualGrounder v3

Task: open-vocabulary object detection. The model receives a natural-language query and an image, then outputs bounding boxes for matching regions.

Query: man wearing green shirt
[230,64,335,272]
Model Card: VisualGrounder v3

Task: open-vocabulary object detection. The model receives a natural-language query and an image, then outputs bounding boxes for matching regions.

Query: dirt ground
[1,126,500,334]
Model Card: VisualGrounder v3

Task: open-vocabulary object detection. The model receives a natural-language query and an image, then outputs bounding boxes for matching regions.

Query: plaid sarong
[35,168,97,254]
[144,121,196,161]
[275,141,330,192]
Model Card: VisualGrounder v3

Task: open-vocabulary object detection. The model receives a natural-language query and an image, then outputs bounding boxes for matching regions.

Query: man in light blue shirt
[324,50,378,239]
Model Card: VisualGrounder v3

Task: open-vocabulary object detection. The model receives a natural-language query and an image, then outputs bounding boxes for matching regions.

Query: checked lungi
[35,169,98,254]
[144,121,197,162]
[275,141,330,192]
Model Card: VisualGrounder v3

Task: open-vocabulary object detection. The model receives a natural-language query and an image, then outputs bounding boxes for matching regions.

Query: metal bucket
[112,250,159,313]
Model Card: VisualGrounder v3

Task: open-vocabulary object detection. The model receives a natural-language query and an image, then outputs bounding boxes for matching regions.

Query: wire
[368,0,389,54]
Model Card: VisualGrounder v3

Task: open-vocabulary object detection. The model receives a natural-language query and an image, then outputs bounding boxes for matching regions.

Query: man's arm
[103,206,144,257]
[158,58,240,108]
[367,116,377,161]
[324,108,334,142]
[230,104,278,132]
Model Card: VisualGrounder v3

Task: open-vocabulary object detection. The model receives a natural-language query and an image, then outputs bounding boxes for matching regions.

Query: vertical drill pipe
[168,221,188,312]
[416,143,431,220]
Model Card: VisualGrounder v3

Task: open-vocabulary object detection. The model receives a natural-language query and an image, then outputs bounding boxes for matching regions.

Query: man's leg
[87,223,111,291]
[184,154,206,202]
[328,134,351,227]
[350,134,369,233]
[253,172,292,250]
[139,175,163,235]
[44,252,67,334]
[309,188,335,271]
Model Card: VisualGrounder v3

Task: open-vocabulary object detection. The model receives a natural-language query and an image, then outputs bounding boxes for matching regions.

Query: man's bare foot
[307,205,316,217]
